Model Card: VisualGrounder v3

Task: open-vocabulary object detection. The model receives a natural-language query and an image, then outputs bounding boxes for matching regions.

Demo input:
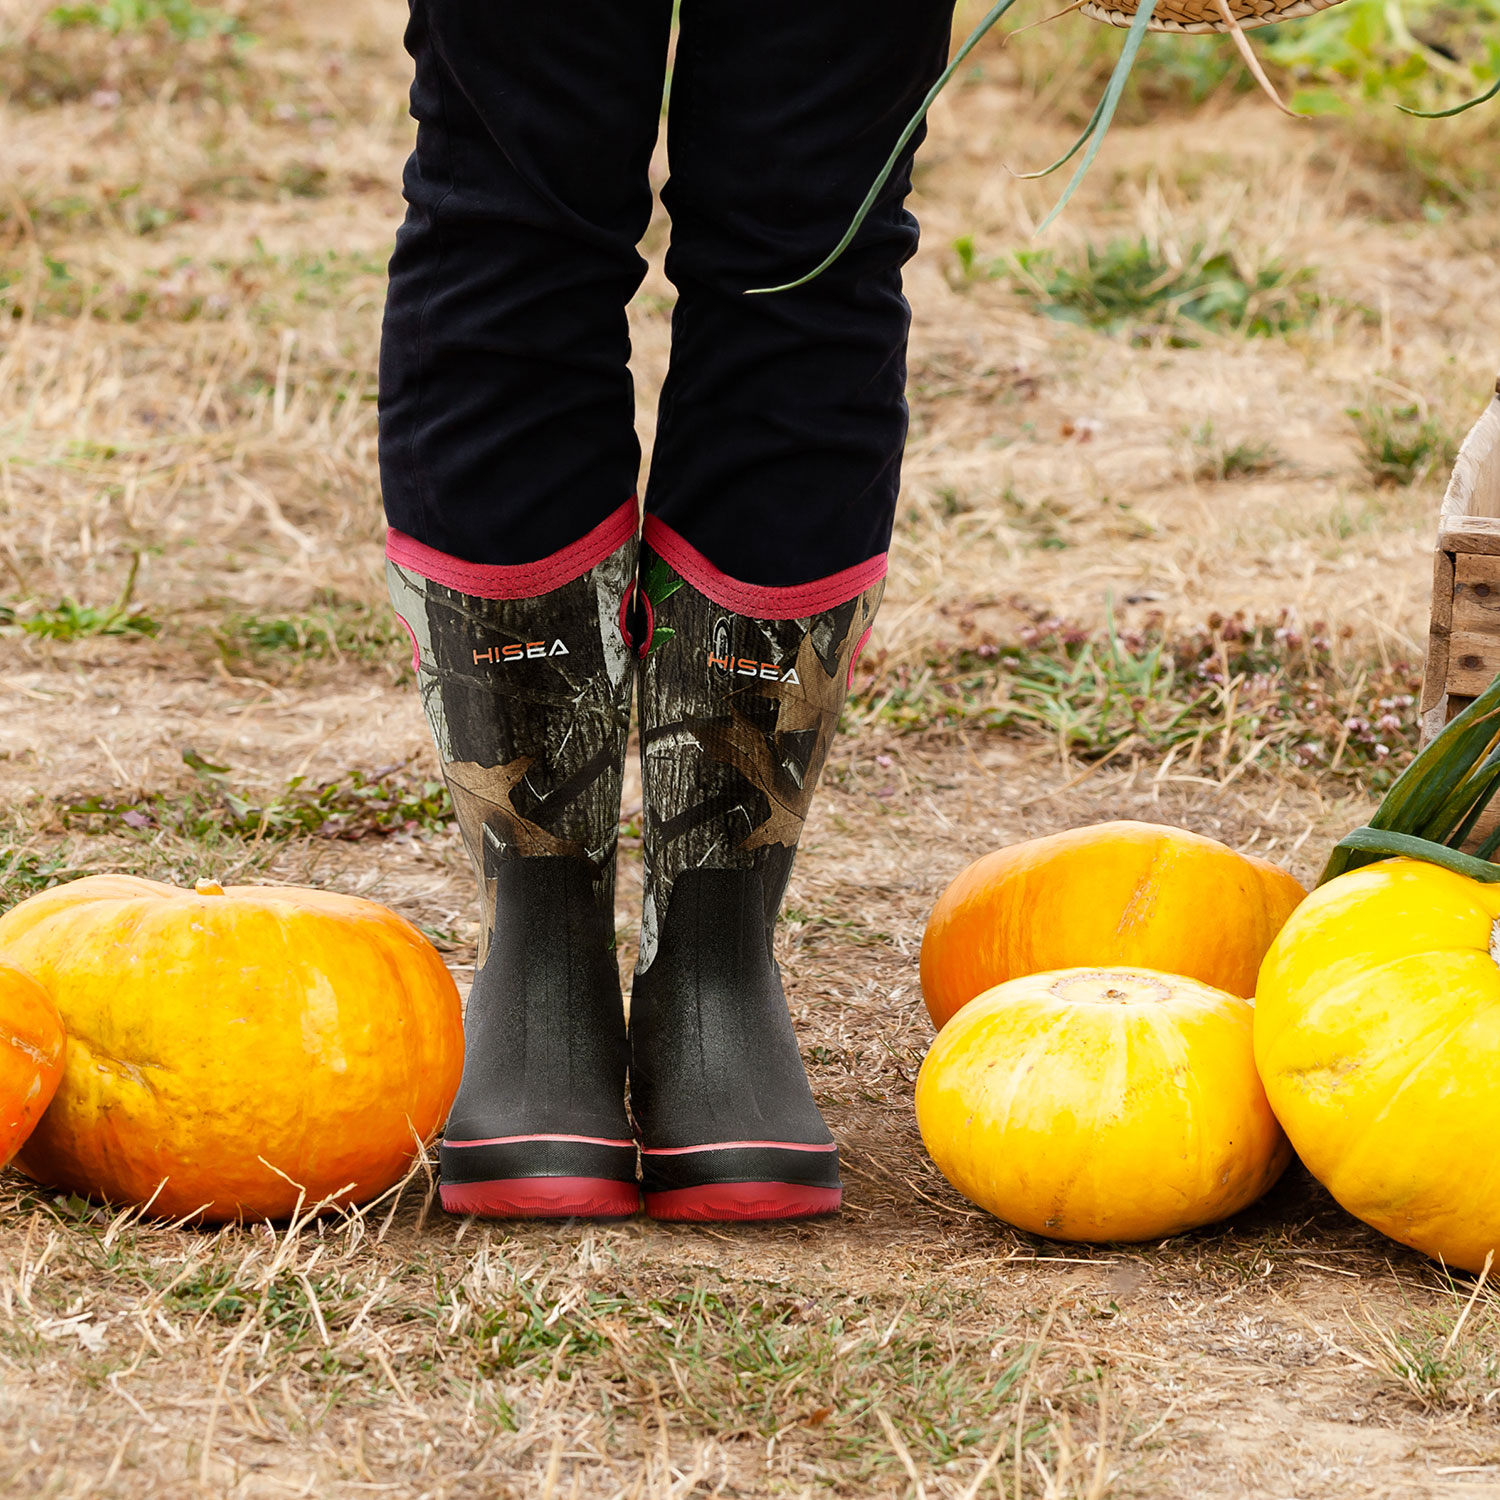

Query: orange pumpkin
[921,821,1305,1030]
[0,957,65,1168]
[0,876,464,1221]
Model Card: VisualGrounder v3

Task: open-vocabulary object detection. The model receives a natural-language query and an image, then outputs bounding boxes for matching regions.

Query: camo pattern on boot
[387,529,636,957]
[634,541,882,975]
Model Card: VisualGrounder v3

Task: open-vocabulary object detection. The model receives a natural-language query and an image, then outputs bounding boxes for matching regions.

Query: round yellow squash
[0,875,464,1222]
[920,821,1306,1030]
[1256,857,1500,1272]
[916,967,1290,1242]
[0,957,65,1169]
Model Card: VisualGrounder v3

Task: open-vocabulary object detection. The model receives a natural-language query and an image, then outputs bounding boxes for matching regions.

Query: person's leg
[381,0,672,564]
[629,0,956,1221]
[644,0,956,585]
[380,1,672,1218]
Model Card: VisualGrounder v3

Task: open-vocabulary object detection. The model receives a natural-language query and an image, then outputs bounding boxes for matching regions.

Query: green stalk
[1319,672,1500,886]
[749,0,1159,294]
[1440,745,1500,849]
[1325,828,1500,885]
[1366,673,1500,833]
[1399,72,1500,119]
[1035,0,1158,234]
[1012,95,1107,181]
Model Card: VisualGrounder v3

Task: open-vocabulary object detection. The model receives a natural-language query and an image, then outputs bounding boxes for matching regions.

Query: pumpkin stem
[194,880,226,897]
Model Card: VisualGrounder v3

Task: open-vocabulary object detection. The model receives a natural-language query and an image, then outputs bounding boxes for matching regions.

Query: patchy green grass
[217,599,408,671]
[1189,423,1284,483]
[1349,401,1460,487]
[48,0,244,40]
[60,752,451,844]
[850,611,1422,788]
[0,596,160,642]
[1005,239,1321,345]
[1,0,258,108]
[2,556,160,641]
[0,1175,1118,1495]
[1351,1261,1500,1409]
[0,848,86,910]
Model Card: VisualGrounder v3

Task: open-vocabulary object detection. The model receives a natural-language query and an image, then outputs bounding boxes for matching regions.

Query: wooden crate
[1423,373,1500,742]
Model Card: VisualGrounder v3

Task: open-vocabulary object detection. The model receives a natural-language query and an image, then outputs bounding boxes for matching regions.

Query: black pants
[379,0,955,589]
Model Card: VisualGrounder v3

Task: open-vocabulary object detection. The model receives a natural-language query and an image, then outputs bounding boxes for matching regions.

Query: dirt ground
[4,0,1500,1494]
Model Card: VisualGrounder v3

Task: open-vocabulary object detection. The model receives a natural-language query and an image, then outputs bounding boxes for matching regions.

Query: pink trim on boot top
[642,516,886,620]
[387,497,639,600]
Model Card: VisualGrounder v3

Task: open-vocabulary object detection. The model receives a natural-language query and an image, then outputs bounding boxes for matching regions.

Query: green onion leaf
[1399,73,1500,119]
[1324,827,1500,885]
[747,0,1026,295]
[1012,94,1107,181]
[1035,0,1159,235]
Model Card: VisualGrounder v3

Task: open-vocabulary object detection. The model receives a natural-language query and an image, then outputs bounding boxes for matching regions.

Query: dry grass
[4,0,1500,1493]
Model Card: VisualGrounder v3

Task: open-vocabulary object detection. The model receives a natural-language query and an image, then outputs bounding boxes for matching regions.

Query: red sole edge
[645,1182,842,1222]
[441,1177,640,1220]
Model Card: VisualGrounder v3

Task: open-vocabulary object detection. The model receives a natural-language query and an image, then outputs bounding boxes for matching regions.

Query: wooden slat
[1453,553,1500,635]
[1439,515,1500,556]
[1440,388,1500,522]
[1425,373,1500,743]
[1445,629,1500,697]
[1423,547,1457,721]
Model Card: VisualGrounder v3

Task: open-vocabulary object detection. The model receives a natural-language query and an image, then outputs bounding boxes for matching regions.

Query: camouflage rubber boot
[628,518,884,1221]
[386,500,640,1218]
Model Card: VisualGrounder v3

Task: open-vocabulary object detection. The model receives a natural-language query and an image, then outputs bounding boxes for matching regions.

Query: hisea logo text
[708,618,800,685]
[473,640,569,665]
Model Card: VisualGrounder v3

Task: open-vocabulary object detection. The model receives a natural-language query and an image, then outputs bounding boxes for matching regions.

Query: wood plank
[1440,391,1500,522]
[1439,515,1500,555]
[1423,547,1456,718]
[1424,372,1500,741]
[1432,548,1457,634]
[1444,630,1500,696]
[1451,553,1500,635]
[1466,804,1500,855]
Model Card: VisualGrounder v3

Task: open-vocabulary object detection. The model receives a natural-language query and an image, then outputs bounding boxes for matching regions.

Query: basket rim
[1079,0,1346,33]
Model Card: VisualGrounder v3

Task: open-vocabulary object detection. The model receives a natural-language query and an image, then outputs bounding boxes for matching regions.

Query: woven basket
[1081,0,1345,34]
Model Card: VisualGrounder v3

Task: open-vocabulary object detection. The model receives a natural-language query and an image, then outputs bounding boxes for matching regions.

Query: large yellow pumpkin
[916,967,1290,1242]
[0,957,65,1168]
[921,821,1306,1030]
[0,875,464,1222]
[1257,858,1500,1272]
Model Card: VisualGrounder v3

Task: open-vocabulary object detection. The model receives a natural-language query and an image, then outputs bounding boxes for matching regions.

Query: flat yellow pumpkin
[1256,857,1500,1272]
[916,967,1290,1242]
[0,875,464,1222]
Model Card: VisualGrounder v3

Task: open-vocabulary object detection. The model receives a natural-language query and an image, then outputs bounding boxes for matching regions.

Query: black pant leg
[644,0,957,588]
[380,0,673,566]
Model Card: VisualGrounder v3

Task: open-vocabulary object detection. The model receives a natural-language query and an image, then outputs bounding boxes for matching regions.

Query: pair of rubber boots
[387,501,883,1221]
